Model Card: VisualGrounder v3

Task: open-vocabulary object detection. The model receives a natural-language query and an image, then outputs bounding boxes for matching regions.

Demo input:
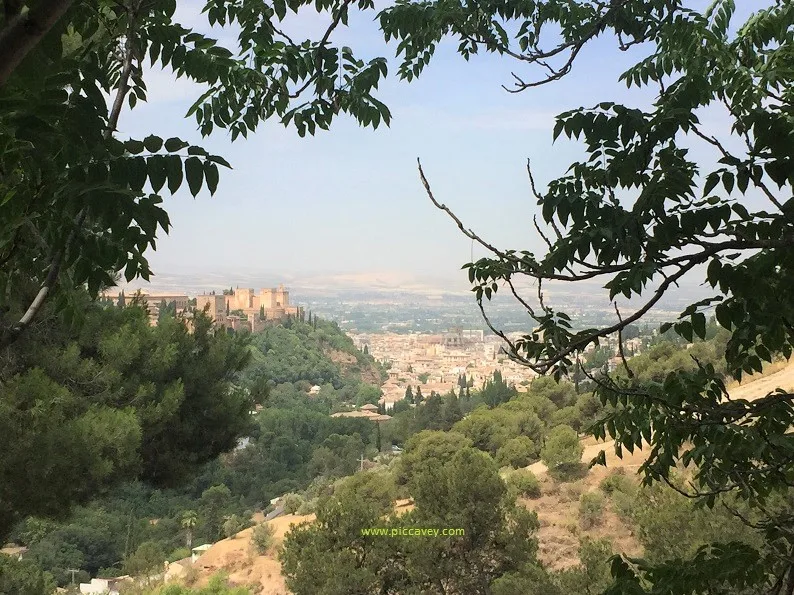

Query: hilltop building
[223,284,301,321]
[195,294,227,327]
[102,284,303,333]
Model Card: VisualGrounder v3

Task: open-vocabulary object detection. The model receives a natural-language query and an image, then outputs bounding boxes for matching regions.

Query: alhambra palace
[103,284,302,332]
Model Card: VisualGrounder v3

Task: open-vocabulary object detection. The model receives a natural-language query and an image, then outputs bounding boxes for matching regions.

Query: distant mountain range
[118,267,713,311]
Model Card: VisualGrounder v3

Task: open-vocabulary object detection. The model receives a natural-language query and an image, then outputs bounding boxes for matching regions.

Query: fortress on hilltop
[102,284,302,332]
[196,284,302,332]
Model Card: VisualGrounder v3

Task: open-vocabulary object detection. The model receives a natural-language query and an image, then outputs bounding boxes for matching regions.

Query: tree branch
[614,302,635,379]
[0,1,140,349]
[418,158,510,260]
[288,0,353,100]
[0,0,76,87]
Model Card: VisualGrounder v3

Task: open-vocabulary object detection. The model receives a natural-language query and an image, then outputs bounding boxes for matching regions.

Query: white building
[191,544,212,563]
[79,576,131,595]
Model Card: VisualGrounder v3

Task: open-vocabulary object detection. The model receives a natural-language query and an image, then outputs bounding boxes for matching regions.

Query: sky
[124,0,765,291]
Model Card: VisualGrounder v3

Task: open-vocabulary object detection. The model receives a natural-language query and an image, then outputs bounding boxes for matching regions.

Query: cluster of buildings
[330,403,391,421]
[351,330,540,411]
[102,284,302,332]
[353,329,649,411]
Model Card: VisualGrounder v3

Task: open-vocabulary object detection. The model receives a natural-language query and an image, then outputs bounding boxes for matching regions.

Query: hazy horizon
[128,1,767,289]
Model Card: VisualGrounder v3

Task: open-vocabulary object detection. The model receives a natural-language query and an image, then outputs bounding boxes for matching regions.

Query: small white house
[79,576,131,595]
[191,543,212,563]
[309,385,321,396]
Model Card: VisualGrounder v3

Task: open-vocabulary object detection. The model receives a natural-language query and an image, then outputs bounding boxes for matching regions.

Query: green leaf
[204,162,219,195]
[703,172,720,196]
[143,135,163,153]
[715,303,732,330]
[722,171,734,194]
[128,157,147,191]
[185,157,204,197]
[274,0,287,20]
[165,156,183,194]
[125,140,145,155]
[208,155,232,169]
[165,137,189,152]
[147,155,167,193]
[692,312,706,340]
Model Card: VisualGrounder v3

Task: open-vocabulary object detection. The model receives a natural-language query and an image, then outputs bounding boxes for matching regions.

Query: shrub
[578,492,605,530]
[282,493,304,514]
[599,471,635,496]
[548,462,588,483]
[296,499,317,515]
[223,514,247,539]
[496,436,538,469]
[611,490,635,522]
[506,470,542,499]
[251,522,276,555]
[541,425,583,469]
[168,547,191,563]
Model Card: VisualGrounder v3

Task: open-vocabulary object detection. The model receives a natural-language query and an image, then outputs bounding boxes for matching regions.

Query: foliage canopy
[403,0,794,591]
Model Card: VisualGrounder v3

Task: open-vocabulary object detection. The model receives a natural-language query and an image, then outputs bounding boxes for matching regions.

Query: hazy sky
[125,1,763,288]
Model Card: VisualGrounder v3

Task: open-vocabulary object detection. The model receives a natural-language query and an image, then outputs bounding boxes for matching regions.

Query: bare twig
[418,159,510,260]
[614,302,635,378]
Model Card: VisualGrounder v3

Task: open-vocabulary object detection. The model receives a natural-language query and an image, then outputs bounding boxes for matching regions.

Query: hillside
[177,359,794,594]
[187,514,313,595]
[244,318,385,390]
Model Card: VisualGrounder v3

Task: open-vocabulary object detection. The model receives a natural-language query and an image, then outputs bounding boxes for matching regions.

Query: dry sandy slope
[529,359,794,476]
[527,359,794,568]
[184,360,794,590]
[190,514,314,594]
[726,359,794,401]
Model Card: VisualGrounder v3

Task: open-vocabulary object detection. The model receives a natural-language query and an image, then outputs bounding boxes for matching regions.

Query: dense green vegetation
[2,307,781,594]
[0,293,252,542]
[280,446,540,595]
[243,317,385,406]
[3,314,384,587]
[410,0,793,590]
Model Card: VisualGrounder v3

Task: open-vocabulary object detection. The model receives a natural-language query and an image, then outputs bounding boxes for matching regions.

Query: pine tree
[444,392,463,428]
[404,386,414,404]
[117,290,125,308]
[363,344,369,355]
[415,386,423,403]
